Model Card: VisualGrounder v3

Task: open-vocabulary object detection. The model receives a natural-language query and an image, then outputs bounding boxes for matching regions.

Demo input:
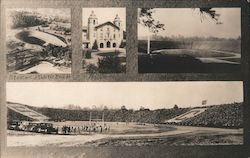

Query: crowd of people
[173,103,243,128]
[59,123,111,135]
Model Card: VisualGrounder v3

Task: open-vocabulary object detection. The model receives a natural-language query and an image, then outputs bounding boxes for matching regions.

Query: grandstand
[165,108,207,123]
[175,103,243,128]
[7,102,49,121]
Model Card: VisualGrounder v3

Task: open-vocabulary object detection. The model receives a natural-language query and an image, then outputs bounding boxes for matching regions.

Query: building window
[100,43,104,48]
[107,41,111,48]
[113,34,116,39]
[93,20,95,25]
[113,43,116,48]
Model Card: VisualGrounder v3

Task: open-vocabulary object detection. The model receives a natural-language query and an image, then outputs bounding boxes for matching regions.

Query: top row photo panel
[5,8,241,75]
[138,8,241,73]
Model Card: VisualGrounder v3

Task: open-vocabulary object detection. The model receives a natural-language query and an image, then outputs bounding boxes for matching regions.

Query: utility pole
[147,28,150,54]
[89,111,92,125]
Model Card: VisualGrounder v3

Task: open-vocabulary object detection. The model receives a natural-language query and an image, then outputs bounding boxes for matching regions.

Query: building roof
[89,10,97,19]
[95,21,120,30]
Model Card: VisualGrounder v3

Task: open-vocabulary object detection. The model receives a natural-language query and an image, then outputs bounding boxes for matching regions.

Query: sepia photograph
[6,82,243,147]
[138,8,241,73]
[82,8,126,73]
[6,8,71,74]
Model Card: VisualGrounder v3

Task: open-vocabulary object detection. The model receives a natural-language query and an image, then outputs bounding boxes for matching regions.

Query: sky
[138,8,241,39]
[6,82,243,110]
[82,8,126,30]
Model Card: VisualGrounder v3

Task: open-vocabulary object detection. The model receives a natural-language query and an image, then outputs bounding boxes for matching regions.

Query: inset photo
[82,8,126,73]
[6,82,243,147]
[138,8,241,73]
[6,8,71,74]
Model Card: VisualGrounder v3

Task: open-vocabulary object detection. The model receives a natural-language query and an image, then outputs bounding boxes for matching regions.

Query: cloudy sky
[6,82,243,110]
[82,8,126,30]
[138,8,241,39]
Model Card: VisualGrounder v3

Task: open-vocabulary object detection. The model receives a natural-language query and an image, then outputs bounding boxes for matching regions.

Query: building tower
[88,11,98,48]
[113,14,123,42]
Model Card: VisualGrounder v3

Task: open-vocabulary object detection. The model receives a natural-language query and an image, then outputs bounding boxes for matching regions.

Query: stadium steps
[7,102,49,121]
[165,108,207,123]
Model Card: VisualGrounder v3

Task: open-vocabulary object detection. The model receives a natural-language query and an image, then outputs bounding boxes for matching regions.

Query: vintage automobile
[32,122,58,134]
[7,120,29,131]
[7,120,21,130]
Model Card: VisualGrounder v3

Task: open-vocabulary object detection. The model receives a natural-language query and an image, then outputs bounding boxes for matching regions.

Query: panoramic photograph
[82,8,126,73]
[138,8,241,73]
[6,8,71,74]
[7,82,243,147]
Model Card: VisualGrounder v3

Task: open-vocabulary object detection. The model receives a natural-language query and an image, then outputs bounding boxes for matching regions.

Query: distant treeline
[138,36,241,54]
[25,105,190,124]
[10,11,47,28]
[10,11,70,29]
[7,102,243,128]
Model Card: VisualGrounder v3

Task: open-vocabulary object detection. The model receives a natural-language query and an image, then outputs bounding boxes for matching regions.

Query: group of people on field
[60,123,110,134]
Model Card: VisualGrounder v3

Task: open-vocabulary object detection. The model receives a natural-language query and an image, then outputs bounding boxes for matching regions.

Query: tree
[121,105,127,111]
[138,8,220,54]
[138,8,165,54]
[173,104,179,110]
[92,40,98,50]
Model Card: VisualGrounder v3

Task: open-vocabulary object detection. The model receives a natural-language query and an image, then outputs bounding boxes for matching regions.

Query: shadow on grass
[138,53,240,73]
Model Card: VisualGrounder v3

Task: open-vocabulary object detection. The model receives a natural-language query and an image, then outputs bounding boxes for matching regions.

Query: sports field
[7,121,243,147]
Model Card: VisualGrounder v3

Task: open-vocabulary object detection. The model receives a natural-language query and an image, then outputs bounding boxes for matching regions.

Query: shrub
[98,56,125,73]
[86,64,98,73]
[92,40,98,50]
[119,41,126,48]
[84,50,92,59]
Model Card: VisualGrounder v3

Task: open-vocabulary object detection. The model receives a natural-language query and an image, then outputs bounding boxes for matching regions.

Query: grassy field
[138,39,241,73]
[7,122,243,147]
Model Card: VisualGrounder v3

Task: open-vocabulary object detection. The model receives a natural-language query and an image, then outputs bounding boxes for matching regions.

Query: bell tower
[88,11,98,48]
[113,14,123,45]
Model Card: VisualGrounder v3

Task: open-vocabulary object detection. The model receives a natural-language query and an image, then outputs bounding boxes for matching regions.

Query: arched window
[107,41,111,48]
[113,34,116,39]
[113,43,116,48]
[100,43,104,48]
[93,20,95,25]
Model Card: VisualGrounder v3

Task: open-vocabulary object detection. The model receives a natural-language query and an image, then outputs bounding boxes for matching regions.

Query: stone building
[82,11,125,49]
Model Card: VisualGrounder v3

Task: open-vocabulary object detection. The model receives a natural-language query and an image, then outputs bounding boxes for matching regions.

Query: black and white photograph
[6,8,71,74]
[7,82,243,147]
[82,8,126,73]
[138,8,241,73]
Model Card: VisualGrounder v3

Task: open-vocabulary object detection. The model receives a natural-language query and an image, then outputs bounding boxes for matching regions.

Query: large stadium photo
[7,82,243,147]
[138,8,241,73]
